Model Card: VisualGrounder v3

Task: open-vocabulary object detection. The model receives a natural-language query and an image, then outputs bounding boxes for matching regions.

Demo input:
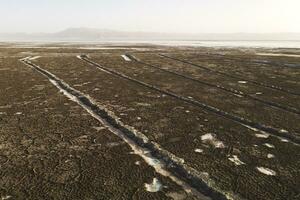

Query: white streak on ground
[136,102,151,107]
[78,47,150,51]
[256,53,300,58]
[228,155,245,166]
[242,125,259,132]
[29,56,41,60]
[244,125,295,145]
[77,55,112,74]
[234,94,243,98]
[194,149,204,153]
[256,167,276,176]
[279,129,288,133]
[121,55,132,61]
[264,143,275,148]
[280,138,289,143]
[255,133,270,138]
[74,82,91,87]
[93,126,106,131]
[242,124,281,140]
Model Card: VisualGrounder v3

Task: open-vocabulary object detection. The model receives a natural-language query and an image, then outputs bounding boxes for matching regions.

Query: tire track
[206,53,300,69]
[79,55,300,145]
[167,52,300,69]
[158,54,300,96]
[20,56,230,200]
[126,54,300,115]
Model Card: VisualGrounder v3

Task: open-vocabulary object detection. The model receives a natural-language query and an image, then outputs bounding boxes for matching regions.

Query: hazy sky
[1,0,299,33]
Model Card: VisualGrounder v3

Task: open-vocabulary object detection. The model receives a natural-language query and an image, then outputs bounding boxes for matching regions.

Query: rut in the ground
[159,54,300,96]
[20,56,231,200]
[127,54,300,115]
[79,55,300,145]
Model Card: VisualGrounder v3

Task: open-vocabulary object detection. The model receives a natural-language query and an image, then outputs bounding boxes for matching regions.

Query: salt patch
[234,94,243,98]
[267,154,275,159]
[194,149,203,153]
[121,55,131,61]
[74,82,91,87]
[93,126,106,131]
[145,178,163,192]
[135,161,141,165]
[201,133,214,141]
[243,125,259,132]
[279,129,288,133]
[280,138,289,143]
[201,133,225,148]
[256,167,276,176]
[1,195,12,200]
[264,143,275,148]
[255,133,269,138]
[228,155,245,166]
[136,102,151,107]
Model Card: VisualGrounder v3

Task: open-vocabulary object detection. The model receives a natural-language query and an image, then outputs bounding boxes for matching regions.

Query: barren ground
[0,44,299,200]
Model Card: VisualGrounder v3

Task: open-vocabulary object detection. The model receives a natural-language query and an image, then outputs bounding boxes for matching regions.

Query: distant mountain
[1,28,300,42]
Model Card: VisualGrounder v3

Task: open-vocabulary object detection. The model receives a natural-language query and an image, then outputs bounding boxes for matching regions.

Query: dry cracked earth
[0,43,299,200]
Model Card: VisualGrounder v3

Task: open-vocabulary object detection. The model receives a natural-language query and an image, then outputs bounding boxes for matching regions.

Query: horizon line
[1,27,300,35]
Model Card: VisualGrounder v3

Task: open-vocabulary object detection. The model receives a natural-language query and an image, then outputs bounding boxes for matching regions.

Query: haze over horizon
[1,0,300,34]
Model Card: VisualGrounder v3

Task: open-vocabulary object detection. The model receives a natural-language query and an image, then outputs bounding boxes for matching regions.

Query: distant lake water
[92,40,300,49]
[3,40,300,49]
[147,40,300,48]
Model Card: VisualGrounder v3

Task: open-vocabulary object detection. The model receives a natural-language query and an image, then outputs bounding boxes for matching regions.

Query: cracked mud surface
[0,55,194,200]
[0,44,299,200]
